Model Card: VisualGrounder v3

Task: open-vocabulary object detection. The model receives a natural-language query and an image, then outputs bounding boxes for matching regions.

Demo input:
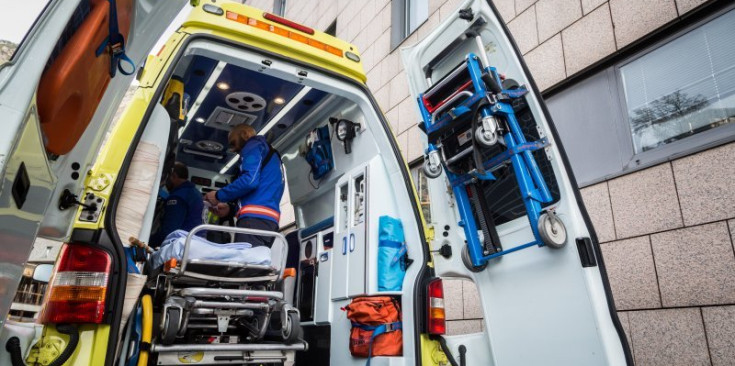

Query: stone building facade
[250,0,735,364]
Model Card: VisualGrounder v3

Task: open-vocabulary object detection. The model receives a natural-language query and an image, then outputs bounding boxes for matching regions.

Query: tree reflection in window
[620,8,735,154]
[630,91,715,151]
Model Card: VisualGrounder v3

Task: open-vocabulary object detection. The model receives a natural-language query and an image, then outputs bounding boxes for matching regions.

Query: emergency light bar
[226,11,343,57]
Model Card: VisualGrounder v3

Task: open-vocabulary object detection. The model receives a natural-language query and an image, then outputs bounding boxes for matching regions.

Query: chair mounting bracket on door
[415,37,567,270]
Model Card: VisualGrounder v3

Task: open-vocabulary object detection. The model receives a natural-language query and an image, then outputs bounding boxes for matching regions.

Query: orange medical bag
[343,296,402,359]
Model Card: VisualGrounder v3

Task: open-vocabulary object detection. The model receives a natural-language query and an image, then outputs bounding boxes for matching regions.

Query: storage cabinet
[331,164,369,300]
[314,230,333,324]
[298,228,335,325]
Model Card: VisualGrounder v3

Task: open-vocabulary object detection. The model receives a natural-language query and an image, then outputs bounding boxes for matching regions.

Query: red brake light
[263,12,315,35]
[39,244,112,324]
[427,278,446,335]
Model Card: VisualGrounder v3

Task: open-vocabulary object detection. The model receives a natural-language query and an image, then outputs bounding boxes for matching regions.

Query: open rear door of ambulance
[401,1,632,365]
[26,0,188,241]
[0,0,185,330]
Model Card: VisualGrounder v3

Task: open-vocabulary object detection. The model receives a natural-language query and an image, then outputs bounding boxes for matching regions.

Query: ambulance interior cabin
[133,41,424,364]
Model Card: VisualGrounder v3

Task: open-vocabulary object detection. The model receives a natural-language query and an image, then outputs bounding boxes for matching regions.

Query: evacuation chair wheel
[475,114,499,147]
[461,245,488,272]
[475,126,498,147]
[160,308,181,345]
[423,157,443,179]
[538,212,567,249]
[282,312,302,344]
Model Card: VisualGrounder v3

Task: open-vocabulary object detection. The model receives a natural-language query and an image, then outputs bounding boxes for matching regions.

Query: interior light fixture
[273,97,285,105]
[216,81,230,90]
[258,87,312,136]
[182,61,227,138]
[195,117,206,123]
[220,154,240,174]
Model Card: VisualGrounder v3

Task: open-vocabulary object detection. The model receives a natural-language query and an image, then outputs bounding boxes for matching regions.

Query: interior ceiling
[175,55,328,175]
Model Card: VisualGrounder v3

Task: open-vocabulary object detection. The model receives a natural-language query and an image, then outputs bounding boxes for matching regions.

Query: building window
[390,0,428,49]
[619,9,735,154]
[546,6,735,187]
[410,162,432,223]
[273,0,286,16]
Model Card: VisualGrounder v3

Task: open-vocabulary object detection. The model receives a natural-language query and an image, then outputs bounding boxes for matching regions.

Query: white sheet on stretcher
[150,230,271,269]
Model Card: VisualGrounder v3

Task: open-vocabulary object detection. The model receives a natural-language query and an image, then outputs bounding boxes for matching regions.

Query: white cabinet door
[346,169,367,297]
[331,180,350,300]
[315,230,334,323]
[331,164,371,300]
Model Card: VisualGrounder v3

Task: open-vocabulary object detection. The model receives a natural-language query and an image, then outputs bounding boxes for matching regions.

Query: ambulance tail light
[39,244,111,324]
[427,278,446,335]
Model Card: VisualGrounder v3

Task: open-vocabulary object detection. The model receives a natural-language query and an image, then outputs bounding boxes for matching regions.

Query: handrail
[180,224,288,282]
[431,91,473,125]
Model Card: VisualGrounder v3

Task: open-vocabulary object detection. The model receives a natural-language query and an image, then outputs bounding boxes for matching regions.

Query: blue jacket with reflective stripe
[215,136,284,223]
[151,181,203,246]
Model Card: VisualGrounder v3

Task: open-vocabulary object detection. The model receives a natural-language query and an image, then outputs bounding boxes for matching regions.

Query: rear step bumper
[152,342,308,353]
[179,287,284,300]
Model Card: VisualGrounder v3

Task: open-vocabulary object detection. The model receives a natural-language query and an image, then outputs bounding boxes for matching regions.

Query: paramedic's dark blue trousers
[236,217,278,248]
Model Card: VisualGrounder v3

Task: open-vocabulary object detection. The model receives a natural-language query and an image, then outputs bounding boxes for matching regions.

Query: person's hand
[209,202,230,217]
[204,190,219,205]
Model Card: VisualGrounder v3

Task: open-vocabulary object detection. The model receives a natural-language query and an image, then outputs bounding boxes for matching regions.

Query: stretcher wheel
[538,212,567,249]
[160,308,181,345]
[282,312,302,344]
[461,245,487,272]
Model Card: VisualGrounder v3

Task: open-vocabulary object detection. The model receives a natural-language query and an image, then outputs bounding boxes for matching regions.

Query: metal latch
[78,192,105,222]
[217,314,231,333]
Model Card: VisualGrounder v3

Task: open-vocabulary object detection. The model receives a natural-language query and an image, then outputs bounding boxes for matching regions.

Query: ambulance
[0,0,632,365]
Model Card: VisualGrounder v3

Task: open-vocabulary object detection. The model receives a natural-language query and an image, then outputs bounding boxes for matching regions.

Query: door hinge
[88,173,113,191]
[458,8,474,21]
[425,225,435,242]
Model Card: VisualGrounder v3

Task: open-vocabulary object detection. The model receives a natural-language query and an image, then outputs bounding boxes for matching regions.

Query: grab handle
[349,233,356,252]
[342,236,348,255]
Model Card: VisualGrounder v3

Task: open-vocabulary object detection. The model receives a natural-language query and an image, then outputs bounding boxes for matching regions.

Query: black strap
[259,143,280,171]
[139,342,151,352]
[95,0,134,77]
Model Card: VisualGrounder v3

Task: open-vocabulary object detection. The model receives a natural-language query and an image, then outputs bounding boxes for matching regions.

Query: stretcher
[144,225,306,365]
[416,35,567,270]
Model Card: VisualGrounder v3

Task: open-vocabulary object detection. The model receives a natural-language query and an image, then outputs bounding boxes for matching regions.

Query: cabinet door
[346,170,367,297]
[330,182,350,300]
[315,231,334,323]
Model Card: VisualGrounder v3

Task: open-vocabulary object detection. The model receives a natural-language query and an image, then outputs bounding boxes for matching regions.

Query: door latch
[59,189,94,210]
[59,189,105,223]
[439,242,452,258]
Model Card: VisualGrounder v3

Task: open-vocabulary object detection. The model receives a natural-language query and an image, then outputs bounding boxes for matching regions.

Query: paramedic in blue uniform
[150,162,204,247]
[204,124,284,248]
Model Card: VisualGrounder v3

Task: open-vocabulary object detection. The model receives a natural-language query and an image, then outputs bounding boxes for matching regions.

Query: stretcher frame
[150,225,305,365]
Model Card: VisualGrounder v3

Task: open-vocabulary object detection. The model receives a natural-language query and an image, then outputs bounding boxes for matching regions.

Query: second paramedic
[150,162,204,247]
[204,124,284,247]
